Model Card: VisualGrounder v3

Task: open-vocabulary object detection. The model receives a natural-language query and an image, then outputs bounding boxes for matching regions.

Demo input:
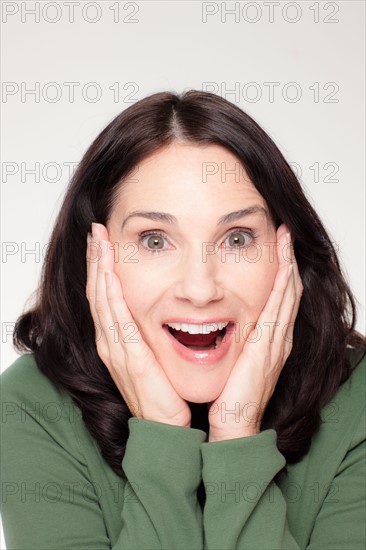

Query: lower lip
[162,324,234,365]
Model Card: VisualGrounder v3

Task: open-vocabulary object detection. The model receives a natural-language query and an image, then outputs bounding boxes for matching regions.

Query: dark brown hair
[13,90,366,481]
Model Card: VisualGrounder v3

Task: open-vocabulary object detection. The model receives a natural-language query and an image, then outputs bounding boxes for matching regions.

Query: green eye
[224,230,256,249]
[138,228,257,254]
[138,232,167,253]
[146,235,165,250]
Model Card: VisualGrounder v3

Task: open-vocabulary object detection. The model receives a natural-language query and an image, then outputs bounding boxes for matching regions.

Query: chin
[173,382,222,404]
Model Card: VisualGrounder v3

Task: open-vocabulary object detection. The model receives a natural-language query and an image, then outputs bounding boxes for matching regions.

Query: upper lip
[162,318,235,325]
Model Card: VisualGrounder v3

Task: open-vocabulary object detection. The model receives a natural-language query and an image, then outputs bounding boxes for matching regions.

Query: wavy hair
[13,90,366,483]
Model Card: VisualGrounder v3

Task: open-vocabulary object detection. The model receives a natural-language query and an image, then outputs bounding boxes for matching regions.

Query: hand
[207,224,304,442]
[86,222,192,428]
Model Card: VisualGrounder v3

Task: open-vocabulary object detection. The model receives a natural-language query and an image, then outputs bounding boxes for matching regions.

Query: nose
[172,244,224,307]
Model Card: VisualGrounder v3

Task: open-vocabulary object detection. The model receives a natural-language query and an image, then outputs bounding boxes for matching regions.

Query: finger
[104,269,136,346]
[275,239,304,347]
[86,233,103,337]
[96,238,152,368]
[86,222,109,316]
[87,222,115,357]
[256,230,292,335]
[104,268,178,415]
[95,238,118,358]
[104,269,157,378]
[91,226,155,367]
[104,267,165,377]
[92,222,109,242]
[272,263,297,351]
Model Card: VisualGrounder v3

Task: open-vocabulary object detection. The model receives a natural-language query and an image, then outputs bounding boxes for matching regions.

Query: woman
[1,90,365,550]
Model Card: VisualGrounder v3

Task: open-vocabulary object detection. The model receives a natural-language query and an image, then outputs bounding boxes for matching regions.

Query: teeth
[165,321,229,334]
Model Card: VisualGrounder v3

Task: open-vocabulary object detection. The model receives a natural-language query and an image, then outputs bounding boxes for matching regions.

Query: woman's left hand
[207,224,304,442]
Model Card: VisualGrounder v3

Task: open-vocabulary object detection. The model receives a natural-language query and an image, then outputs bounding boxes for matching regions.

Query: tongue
[170,328,219,348]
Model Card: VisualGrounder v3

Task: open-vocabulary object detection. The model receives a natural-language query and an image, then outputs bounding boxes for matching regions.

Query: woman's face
[107,142,278,403]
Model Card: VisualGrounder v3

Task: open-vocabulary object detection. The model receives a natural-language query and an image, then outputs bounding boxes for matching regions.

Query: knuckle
[95,343,108,363]
[285,342,293,356]
[126,360,146,379]
[108,352,122,372]
[95,297,105,315]
[94,331,102,344]
[93,322,103,341]
[86,283,94,302]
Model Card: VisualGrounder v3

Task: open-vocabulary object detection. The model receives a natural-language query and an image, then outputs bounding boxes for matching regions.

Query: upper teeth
[165,322,229,334]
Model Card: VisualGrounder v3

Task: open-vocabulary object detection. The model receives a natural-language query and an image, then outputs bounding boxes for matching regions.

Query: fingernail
[92,222,102,238]
[87,232,92,244]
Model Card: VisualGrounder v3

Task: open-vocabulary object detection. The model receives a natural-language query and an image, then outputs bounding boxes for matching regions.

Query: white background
[1,1,365,548]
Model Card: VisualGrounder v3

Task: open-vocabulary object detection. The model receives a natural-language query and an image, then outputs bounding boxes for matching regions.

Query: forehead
[124,142,253,185]
[111,142,268,220]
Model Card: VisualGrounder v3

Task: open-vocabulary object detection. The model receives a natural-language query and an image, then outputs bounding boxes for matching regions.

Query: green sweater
[1,348,365,550]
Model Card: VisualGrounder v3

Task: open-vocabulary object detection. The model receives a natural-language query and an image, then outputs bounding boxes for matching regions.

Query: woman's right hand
[86,222,192,428]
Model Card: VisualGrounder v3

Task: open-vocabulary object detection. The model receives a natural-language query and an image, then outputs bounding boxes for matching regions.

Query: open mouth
[163,324,229,351]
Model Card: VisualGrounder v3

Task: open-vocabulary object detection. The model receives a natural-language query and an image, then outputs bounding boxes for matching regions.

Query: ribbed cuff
[201,429,285,482]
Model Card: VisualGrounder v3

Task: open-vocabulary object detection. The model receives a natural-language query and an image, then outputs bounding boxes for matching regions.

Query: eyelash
[137,228,258,254]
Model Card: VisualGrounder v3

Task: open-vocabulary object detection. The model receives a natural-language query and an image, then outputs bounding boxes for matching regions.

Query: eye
[138,231,168,253]
[137,228,258,254]
[222,229,256,249]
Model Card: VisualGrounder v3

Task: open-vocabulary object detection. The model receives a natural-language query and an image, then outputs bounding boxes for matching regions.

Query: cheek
[237,249,278,315]
[113,261,159,322]
[253,266,277,310]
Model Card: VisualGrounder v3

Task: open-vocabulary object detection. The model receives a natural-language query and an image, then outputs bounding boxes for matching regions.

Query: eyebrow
[121,205,269,230]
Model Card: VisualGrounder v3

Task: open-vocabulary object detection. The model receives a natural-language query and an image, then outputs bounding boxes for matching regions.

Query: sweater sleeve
[306,408,366,550]
[200,415,366,550]
[112,417,206,549]
[1,371,207,550]
[1,381,112,549]
[200,429,300,550]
